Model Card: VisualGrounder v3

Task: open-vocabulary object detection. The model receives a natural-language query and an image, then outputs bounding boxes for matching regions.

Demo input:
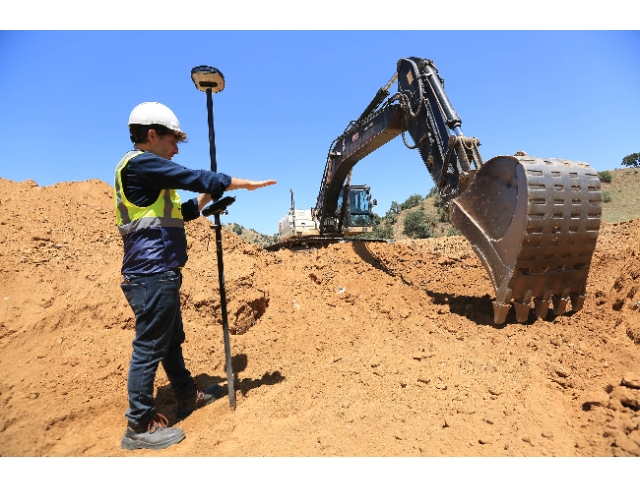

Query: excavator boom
[312,57,602,324]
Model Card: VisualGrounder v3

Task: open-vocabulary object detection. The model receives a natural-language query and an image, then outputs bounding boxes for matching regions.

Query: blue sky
[1,29,639,234]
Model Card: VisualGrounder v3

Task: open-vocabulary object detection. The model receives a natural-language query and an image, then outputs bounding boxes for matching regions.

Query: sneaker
[121,413,185,451]
[176,378,224,419]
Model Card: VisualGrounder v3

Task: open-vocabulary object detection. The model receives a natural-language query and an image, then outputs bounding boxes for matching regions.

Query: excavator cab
[337,185,376,235]
[271,185,377,250]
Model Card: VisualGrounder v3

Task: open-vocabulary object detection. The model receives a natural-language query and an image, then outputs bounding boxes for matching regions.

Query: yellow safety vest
[114,150,188,273]
[114,150,184,233]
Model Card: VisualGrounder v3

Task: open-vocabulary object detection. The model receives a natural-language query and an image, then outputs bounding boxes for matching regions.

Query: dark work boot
[176,379,224,419]
[121,413,185,450]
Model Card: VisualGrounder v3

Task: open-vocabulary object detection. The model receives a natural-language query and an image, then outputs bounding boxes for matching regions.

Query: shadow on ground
[154,353,285,424]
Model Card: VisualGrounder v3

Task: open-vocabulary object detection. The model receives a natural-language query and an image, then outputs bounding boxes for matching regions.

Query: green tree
[389,201,401,215]
[622,153,640,168]
[426,186,439,198]
[363,213,393,240]
[431,193,451,223]
[399,194,423,211]
[597,170,612,183]
[384,207,398,226]
[404,210,435,239]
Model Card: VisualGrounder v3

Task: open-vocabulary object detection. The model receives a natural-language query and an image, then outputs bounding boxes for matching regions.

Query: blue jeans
[120,269,195,428]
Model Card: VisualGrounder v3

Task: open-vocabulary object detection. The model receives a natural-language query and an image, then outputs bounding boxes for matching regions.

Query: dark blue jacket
[119,151,231,275]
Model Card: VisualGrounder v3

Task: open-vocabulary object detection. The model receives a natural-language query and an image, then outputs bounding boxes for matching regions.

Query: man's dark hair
[129,124,183,144]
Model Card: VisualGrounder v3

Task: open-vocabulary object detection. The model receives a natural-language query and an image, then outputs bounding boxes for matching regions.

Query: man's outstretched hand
[227,178,277,191]
[197,179,277,211]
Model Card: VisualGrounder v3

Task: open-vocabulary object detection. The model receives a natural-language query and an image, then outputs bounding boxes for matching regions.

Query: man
[115,101,276,450]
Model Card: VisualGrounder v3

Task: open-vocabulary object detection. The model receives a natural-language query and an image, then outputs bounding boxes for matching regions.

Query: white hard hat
[128,102,187,140]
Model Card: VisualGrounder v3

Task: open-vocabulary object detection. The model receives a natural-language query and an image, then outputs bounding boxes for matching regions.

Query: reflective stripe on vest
[114,150,184,235]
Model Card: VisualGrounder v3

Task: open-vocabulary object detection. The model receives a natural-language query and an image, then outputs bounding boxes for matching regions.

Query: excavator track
[265,235,346,252]
[266,236,391,252]
[449,154,602,324]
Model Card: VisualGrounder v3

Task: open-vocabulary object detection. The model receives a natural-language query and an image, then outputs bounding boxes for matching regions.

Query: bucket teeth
[553,283,572,316]
[514,301,532,322]
[534,298,551,320]
[553,296,569,315]
[493,302,510,324]
[570,293,586,312]
[535,288,553,320]
[514,288,533,322]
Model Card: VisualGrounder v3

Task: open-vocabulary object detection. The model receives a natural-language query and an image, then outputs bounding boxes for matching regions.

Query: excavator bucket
[448,155,602,324]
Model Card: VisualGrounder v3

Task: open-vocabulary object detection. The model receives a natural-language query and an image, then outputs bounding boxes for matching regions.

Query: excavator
[270,57,602,324]
[274,185,378,246]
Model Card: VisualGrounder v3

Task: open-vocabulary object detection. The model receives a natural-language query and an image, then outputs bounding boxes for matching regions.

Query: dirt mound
[1,177,640,457]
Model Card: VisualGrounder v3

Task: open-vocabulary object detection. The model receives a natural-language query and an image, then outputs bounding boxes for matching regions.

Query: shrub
[426,186,439,198]
[446,225,461,237]
[597,171,612,183]
[404,210,435,239]
[431,193,451,223]
[399,194,423,211]
[602,191,612,203]
[367,213,393,240]
[437,206,450,223]
[384,211,398,226]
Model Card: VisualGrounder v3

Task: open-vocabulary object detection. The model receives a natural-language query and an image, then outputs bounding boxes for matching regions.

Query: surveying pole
[190,65,236,411]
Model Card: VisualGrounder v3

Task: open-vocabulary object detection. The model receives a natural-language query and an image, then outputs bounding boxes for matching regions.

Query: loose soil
[1,177,640,457]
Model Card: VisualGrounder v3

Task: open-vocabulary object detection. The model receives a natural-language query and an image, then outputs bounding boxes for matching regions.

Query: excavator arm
[315,58,481,229]
[314,57,602,324]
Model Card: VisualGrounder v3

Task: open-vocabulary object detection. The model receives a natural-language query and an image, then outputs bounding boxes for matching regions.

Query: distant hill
[390,190,459,241]
[222,223,278,247]
[598,167,640,223]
